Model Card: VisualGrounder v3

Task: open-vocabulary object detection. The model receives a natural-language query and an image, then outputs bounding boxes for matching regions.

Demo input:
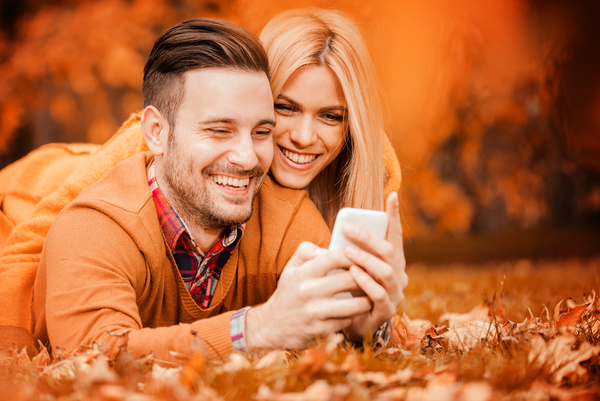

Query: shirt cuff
[230,306,251,352]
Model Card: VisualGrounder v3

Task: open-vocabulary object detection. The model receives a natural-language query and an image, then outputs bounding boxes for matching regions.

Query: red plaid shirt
[147,163,244,309]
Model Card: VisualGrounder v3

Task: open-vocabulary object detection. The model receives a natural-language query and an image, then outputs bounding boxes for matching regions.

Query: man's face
[160,68,275,230]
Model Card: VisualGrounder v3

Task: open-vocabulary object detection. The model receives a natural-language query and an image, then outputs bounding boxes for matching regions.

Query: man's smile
[209,174,251,190]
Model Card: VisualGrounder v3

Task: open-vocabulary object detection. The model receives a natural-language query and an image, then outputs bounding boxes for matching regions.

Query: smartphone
[328,207,389,299]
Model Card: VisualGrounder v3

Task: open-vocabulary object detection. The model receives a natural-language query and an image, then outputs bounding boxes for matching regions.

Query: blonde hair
[260,8,386,227]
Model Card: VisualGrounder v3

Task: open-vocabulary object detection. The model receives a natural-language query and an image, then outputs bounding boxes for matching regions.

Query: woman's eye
[274,103,296,115]
[322,113,344,123]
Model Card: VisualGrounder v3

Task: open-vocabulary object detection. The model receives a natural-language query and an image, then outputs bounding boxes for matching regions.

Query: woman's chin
[270,168,313,190]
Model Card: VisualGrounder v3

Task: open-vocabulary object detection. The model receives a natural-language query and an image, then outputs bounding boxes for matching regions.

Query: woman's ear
[141,106,169,156]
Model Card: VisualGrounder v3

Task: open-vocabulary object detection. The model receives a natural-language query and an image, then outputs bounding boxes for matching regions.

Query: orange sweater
[0,113,401,332]
[32,152,330,361]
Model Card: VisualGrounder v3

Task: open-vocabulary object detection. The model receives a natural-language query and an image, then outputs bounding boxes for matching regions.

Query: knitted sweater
[0,113,402,335]
[31,152,330,361]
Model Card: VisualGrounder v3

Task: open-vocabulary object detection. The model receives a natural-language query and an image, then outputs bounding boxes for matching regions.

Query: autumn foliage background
[1,0,600,253]
[1,1,600,399]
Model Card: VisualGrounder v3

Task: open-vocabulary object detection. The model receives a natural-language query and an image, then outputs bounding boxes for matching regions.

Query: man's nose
[227,133,258,170]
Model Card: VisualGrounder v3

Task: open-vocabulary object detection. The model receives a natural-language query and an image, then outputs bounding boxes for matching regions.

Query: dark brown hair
[142,18,270,128]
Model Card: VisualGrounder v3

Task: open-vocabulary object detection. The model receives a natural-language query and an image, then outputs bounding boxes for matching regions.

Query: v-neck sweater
[31,152,330,362]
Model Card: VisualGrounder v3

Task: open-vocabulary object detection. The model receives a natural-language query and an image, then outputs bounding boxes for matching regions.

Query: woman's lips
[278,146,320,168]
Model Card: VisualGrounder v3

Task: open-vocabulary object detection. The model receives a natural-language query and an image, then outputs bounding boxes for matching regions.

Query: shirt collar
[147,161,244,253]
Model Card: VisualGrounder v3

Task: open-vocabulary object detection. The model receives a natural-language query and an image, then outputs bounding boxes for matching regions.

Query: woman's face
[270,64,347,189]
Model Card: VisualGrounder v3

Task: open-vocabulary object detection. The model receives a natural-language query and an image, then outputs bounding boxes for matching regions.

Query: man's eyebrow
[197,118,276,127]
[198,118,236,125]
[258,118,277,127]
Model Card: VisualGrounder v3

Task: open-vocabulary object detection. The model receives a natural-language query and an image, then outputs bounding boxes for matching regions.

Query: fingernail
[345,246,359,257]
[344,226,358,237]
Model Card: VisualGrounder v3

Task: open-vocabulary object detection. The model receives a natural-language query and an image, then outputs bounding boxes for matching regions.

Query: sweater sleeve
[35,204,233,362]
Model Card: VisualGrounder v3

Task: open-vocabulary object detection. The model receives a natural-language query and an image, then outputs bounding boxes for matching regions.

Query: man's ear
[141,106,169,156]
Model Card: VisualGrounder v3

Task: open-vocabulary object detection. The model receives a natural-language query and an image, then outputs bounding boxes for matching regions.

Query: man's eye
[274,103,296,115]
[253,130,272,137]
[207,128,230,135]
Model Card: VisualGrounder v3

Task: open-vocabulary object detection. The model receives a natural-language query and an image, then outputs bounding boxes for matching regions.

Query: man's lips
[209,174,250,190]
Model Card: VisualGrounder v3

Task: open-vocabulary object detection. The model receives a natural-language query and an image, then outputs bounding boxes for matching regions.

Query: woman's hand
[341,192,408,341]
[245,242,373,351]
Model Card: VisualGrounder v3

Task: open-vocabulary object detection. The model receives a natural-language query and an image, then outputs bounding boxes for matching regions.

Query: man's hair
[143,18,270,129]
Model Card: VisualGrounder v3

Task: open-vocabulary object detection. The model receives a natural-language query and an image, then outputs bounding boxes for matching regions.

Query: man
[32,18,407,361]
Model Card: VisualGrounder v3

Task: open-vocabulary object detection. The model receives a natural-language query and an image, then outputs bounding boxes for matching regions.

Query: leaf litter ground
[1,256,599,400]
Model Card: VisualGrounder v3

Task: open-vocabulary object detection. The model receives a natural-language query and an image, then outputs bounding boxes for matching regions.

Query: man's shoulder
[48,151,163,262]
[72,151,154,215]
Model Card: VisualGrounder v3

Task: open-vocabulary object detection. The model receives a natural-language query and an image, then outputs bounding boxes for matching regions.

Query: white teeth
[210,175,250,188]
[281,148,318,164]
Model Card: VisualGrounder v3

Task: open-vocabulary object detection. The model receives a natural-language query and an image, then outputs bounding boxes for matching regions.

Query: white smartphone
[328,207,389,299]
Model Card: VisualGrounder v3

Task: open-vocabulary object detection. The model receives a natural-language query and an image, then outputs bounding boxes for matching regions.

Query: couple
[0,9,407,361]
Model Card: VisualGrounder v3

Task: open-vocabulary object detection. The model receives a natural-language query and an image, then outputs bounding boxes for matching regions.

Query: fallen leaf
[528,334,600,384]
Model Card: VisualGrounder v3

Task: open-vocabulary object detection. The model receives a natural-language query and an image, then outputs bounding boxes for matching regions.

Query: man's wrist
[230,306,251,352]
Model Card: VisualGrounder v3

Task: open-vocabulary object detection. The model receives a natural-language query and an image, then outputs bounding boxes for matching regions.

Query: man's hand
[245,242,373,351]
[341,191,408,341]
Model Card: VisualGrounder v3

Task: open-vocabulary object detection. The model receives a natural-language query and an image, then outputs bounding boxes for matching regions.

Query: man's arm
[35,204,234,362]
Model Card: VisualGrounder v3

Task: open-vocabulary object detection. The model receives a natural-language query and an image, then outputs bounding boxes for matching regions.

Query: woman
[260,8,400,227]
[0,9,402,341]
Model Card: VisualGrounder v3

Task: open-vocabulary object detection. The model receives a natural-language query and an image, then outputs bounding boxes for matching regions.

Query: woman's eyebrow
[320,105,347,113]
[276,94,346,113]
[275,94,298,106]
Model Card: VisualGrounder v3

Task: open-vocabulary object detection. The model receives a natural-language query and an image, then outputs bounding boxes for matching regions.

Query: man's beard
[162,145,266,232]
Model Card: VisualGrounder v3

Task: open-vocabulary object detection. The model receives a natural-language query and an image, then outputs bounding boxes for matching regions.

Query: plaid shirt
[147,163,244,309]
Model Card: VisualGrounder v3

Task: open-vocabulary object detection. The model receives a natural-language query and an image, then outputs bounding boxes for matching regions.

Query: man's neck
[176,207,226,254]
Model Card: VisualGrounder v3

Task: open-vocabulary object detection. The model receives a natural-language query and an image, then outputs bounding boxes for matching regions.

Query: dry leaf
[352,369,413,387]
[528,334,600,384]
[438,321,499,350]
[392,313,433,349]
[440,292,505,328]
[294,347,330,381]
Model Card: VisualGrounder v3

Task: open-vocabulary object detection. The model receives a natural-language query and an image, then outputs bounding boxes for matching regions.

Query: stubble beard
[162,144,266,232]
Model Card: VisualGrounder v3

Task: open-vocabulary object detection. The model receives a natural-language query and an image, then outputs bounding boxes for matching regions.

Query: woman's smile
[278,145,320,165]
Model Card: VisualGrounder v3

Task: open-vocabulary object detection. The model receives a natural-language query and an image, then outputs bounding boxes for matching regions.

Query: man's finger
[286,241,321,269]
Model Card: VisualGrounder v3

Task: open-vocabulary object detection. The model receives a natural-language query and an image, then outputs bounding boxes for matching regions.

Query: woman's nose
[289,116,317,148]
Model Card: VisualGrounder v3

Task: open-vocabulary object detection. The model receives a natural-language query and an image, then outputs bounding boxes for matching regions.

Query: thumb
[286,241,321,269]
[385,192,404,252]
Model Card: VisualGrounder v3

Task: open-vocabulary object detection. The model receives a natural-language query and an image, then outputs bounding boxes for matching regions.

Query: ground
[1,256,599,400]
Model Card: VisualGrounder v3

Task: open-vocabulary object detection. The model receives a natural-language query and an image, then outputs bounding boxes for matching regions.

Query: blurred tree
[0,0,235,167]
[0,0,598,240]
